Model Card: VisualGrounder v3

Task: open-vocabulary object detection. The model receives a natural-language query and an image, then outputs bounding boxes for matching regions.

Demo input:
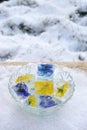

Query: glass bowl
[8,63,75,116]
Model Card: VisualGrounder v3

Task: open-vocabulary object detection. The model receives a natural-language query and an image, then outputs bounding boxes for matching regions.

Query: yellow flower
[35,81,54,95]
[56,82,69,97]
[16,74,34,83]
[28,96,36,107]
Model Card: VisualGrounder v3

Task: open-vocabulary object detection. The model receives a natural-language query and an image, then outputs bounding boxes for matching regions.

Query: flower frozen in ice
[13,82,30,98]
[40,96,57,108]
[56,82,69,97]
[28,95,36,107]
[16,74,34,83]
[35,81,54,95]
[37,64,53,77]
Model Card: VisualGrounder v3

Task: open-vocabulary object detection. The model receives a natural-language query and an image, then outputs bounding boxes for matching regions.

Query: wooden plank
[0,62,87,72]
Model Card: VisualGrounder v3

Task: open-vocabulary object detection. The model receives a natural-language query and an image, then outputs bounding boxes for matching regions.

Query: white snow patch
[0,0,87,61]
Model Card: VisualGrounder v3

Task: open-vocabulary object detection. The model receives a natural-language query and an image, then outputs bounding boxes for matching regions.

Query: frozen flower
[37,64,53,77]
[28,95,36,107]
[13,82,30,98]
[56,82,69,97]
[35,81,54,95]
[16,74,34,83]
[40,96,57,108]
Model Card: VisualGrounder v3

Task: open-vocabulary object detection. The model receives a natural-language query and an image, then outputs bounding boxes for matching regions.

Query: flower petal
[35,81,54,95]
[56,82,69,97]
[16,74,34,83]
[13,82,30,98]
[40,96,57,108]
[28,96,36,107]
[37,64,53,77]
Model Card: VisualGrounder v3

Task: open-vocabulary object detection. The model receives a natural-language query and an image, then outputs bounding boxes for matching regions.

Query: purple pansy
[37,64,54,77]
[40,96,57,108]
[13,82,30,98]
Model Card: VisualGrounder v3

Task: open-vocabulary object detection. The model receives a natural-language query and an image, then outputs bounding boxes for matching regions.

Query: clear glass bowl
[8,63,75,116]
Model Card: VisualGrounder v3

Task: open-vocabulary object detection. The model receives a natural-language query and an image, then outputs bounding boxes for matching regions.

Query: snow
[0,0,87,61]
[0,65,87,130]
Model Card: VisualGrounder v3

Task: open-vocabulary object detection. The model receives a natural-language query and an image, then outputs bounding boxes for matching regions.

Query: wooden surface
[0,62,87,73]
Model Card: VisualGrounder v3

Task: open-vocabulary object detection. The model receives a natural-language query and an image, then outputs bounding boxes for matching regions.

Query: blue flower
[13,82,30,98]
[40,96,57,108]
[37,64,53,77]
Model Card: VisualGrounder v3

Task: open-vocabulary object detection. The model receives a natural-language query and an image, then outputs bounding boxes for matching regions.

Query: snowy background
[0,65,87,130]
[0,1,87,129]
[0,0,87,61]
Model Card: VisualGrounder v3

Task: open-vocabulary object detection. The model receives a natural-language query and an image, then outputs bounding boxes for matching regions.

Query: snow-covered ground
[0,0,87,61]
[0,65,87,130]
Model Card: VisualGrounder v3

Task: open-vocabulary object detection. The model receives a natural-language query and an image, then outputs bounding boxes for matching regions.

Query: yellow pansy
[28,96,36,107]
[35,81,54,95]
[56,82,69,97]
[16,74,34,83]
